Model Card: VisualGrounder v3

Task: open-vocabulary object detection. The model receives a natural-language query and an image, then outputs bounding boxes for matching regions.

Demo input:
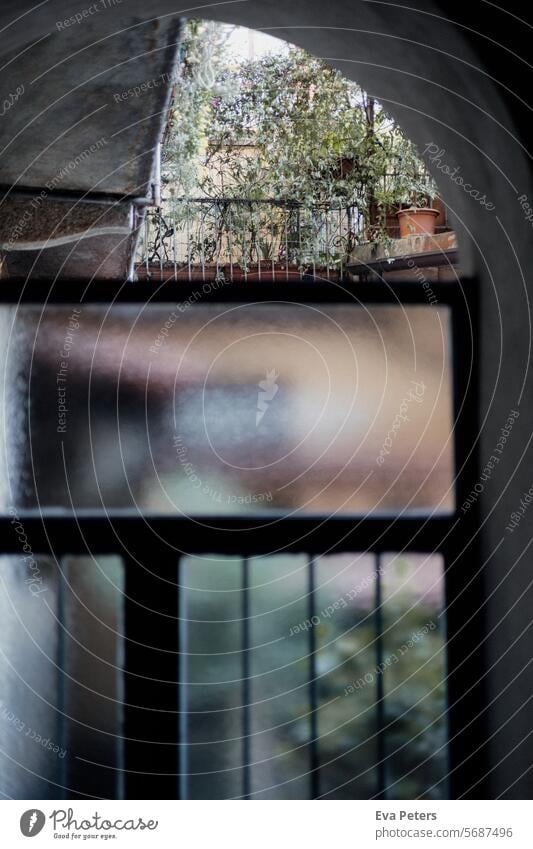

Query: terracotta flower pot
[397,207,439,238]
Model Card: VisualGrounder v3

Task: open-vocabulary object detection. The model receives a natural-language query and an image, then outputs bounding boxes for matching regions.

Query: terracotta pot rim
[396,207,440,217]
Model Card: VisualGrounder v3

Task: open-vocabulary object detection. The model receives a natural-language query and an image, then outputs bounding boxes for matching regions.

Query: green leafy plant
[379,131,438,209]
[162,20,438,246]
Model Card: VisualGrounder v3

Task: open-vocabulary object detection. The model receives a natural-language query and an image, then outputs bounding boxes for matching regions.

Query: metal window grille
[0,276,485,800]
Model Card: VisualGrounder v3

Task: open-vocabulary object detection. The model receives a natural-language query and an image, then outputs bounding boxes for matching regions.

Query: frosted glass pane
[0,303,453,516]
[60,556,124,800]
[181,555,243,799]
[0,554,124,800]
[249,555,311,799]
[381,553,447,799]
[0,555,61,799]
[314,553,378,799]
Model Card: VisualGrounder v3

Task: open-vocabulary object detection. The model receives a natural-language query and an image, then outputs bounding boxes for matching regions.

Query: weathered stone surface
[0,12,180,278]
[0,194,138,279]
[0,195,132,248]
[347,230,458,271]
[0,16,180,198]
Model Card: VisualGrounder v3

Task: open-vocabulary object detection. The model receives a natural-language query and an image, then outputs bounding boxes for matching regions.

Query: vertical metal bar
[272,204,275,282]
[178,556,188,800]
[257,205,261,282]
[312,208,317,280]
[173,214,177,282]
[186,201,192,280]
[215,202,220,283]
[242,556,251,799]
[284,202,289,282]
[228,203,234,283]
[244,203,249,283]
[308,555,320,799]
[116,561,126,802]
[298,206,303,281]
[158,212,163,283]
[200,207,206,283]
[124,555,180,799]
[152,141,162,208]
[144,214,149,277]
[325,208,331,281]
[338,205,343,281]
[445,280,487,798]
[375,553,387,799]
[57,558,68,800]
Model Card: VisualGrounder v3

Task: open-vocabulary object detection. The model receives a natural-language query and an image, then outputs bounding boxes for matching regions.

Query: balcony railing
[135,198,363,282]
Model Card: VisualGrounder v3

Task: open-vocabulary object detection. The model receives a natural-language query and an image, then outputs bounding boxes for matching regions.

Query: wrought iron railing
[135,198,363,282]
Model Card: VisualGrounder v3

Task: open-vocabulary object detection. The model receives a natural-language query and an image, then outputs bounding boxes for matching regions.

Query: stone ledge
[347,230,458,270]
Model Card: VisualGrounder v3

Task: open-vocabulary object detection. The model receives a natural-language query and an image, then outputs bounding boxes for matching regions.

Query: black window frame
[0,275,486,800]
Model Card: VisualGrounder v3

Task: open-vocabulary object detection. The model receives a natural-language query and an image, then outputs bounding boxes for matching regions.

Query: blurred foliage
[184,553,447,799]
[163,20,437,239]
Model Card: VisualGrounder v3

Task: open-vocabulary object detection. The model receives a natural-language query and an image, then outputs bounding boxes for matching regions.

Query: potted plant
[397,205,439,238]
[384,135,439,238]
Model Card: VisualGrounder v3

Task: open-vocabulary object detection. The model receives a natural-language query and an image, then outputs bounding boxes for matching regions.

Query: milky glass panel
[381,552,447,799]
[0,304,453,516]
[314,553,378,799]
[181,555,243,799]
[249,554,311,799]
